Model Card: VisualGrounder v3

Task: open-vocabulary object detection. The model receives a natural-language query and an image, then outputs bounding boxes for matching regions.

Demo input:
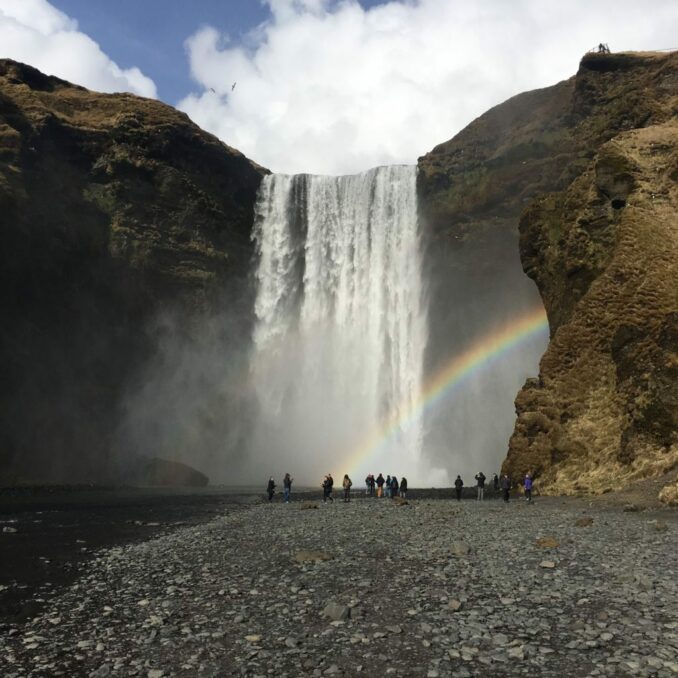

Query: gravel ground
[1,495,676,677]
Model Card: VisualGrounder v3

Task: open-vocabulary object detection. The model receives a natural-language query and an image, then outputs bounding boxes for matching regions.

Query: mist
[115,165,547,488]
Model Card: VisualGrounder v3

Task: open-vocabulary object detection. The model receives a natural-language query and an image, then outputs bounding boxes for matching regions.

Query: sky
[1,0,677,174]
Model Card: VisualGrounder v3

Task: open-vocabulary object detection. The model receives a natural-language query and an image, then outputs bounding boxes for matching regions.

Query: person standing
[322,474,334,503]
[283,473,293,503]
[376,473,385,497]
[385,475,392,499]
[400,477,408,499]
[267,476,276,502]
[369,474,375,497]
[365,474,371,496]
[454,475,464,501]
[475,471,486,501]
[493,473,500,496]
[501,474,511,503]
[391,476,399,498]
[343,474,353,502]
[524,472,533,503]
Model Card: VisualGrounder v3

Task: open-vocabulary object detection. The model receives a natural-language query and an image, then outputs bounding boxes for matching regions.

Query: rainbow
[341,305,550,476]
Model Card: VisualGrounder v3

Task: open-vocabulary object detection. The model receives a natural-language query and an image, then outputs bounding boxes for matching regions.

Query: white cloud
[0,0,156,98]
[179,0,678,175]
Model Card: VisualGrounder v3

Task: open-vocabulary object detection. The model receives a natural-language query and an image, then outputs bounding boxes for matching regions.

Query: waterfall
[250,165,434,485]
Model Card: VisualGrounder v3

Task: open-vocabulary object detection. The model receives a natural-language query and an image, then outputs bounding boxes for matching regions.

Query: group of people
[363,473,408,499]
[452,471,534,503]
[266,473,294,503]
[320,473,352,502]
[267,470,534,503]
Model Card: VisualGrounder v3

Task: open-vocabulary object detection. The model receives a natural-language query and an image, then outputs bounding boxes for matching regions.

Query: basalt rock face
[507,53,678,496]
[0,60,267,483]
[419,51,678,496]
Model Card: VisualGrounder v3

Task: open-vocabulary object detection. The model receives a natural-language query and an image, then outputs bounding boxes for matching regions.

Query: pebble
[0,498,675,677]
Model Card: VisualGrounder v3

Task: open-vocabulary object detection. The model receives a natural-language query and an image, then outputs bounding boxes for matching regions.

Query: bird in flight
[209,87,215,93]
[232,82,237,91]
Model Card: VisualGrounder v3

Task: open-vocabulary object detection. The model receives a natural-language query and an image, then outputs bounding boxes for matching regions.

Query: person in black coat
[501,474,511,503]
[454,475,464,501]
[376,473,385,497]
[400,477,408,499]
[475,471,486,501]
[391,476,399,498]
[266,477,276,502]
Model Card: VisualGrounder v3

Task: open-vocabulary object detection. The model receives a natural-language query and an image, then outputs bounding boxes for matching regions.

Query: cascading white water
[250,165,438,485]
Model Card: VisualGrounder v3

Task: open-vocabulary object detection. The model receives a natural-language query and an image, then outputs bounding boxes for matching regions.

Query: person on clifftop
[475,471,486,501]
[454,475,464,501]
[266,476,276,502]
[376,473,385,497]
[342,474,353,502]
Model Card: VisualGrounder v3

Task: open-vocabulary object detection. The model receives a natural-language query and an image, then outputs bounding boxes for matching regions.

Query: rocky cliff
[419,51,677,500]
[0,59,267,483]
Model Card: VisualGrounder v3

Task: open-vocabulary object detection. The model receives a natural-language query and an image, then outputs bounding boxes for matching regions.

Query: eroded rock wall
[507,123,677,494]
[419,50,677,494]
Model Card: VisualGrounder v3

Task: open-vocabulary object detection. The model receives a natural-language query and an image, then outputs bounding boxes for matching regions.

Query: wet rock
[622,504,641,513]
[450,542,470,557]
[293,550,332,563]
[321,602,350,622]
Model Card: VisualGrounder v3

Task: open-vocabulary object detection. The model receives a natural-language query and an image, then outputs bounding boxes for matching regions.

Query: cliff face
[419,51,677,497]
[0,60,267,483]
[509,63,677,496]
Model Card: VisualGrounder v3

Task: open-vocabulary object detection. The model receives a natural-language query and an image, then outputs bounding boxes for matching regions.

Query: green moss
[83,183,118,215]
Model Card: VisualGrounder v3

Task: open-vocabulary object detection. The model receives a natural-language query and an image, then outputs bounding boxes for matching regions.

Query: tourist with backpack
[343,474,353,502]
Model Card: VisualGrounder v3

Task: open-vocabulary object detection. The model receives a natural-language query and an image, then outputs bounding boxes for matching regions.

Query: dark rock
[138,458,208,487]
[321,602,350,622]
[293,551,332,564]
